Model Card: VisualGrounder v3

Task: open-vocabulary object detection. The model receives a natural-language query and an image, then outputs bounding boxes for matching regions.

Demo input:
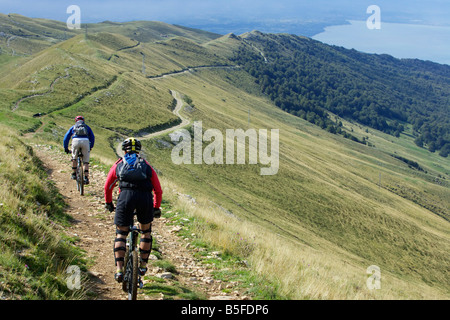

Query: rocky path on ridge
[32,144,248,300]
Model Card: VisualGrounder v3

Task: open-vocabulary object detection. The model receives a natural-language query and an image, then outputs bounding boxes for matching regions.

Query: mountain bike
[122,217,144,300]
[75,152,84,196]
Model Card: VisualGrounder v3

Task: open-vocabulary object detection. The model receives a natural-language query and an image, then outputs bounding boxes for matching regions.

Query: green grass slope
[86,20,221,44]
[0,126,86,299]
[0,13,220,59]
[0,13,75,57]
[142,67,449,299]
[0,31,195,159]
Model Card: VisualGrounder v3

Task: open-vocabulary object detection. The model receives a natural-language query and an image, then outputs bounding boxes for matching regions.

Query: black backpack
[74,121,88,137]
[116,155,152,190]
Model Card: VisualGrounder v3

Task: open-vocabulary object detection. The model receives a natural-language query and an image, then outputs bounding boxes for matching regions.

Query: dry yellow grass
[159,176,449,300]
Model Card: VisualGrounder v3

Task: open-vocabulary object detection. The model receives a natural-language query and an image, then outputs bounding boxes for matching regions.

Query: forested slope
[232,32,450,156]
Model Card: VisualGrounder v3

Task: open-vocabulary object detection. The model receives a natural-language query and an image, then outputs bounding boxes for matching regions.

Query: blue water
[313,20,450,66]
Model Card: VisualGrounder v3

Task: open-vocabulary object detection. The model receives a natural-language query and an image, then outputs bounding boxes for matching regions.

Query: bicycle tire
[129,249,139,300]
[78,157,84,196]
[122,246,130,293]
[76,161,80,192]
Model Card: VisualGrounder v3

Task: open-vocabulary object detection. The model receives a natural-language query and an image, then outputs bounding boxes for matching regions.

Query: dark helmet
[122,137,141,153]
[75,115,84,122]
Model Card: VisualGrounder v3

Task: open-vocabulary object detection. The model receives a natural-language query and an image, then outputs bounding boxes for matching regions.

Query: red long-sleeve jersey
[104,158,162,208]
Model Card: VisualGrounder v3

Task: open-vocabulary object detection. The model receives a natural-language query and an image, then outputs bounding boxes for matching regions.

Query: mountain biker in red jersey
[104,138,163,283]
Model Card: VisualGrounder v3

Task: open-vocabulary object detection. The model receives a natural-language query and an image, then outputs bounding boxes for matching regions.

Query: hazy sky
[1,0,449,27]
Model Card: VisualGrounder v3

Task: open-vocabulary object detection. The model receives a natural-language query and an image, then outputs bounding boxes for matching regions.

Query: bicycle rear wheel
[129,249,139,300]
[77,158,84,196]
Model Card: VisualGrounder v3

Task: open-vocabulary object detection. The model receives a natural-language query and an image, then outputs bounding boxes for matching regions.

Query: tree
[439,143,450,157]
[428,142,437,153]
[414,136,424,147]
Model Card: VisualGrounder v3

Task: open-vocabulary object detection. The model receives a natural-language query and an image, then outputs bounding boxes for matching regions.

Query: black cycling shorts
[114,189,154,227]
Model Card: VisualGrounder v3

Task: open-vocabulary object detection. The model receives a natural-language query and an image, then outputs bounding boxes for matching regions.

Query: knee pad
[139,235,152,263]
[116,228,129,237]
[114,228,129,266]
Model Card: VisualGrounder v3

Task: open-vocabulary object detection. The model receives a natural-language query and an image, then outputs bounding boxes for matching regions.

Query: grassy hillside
[86,20,221,44]
[142,68,449,299]
[0,15,448,299]
[0,126,86,299]
[0,13,220,59]
[0,13,75,56]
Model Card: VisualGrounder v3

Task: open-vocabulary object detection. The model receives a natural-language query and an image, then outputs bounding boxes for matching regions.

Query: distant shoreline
[313,20,450,66]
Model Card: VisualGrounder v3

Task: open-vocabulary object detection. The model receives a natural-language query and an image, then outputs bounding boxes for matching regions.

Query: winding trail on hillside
[242,39,268,63]
[23,65,235,142]
[107,40,141,61]
[147,65,239,80]
[115,89,189,157]
[12,67,72,112]
[113,65,240,156]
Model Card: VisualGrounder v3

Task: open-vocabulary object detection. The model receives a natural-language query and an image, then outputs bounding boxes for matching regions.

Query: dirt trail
[31,144,247,300]
[12,67,72,112]
[115,89,189,157]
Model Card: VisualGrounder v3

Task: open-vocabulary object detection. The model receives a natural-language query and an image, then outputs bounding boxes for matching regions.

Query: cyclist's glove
[105,202,115,212]
[65,148,70,154]
[153,208,161,219]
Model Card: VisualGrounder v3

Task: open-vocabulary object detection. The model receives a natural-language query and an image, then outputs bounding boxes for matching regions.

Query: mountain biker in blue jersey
[63,116,95,185]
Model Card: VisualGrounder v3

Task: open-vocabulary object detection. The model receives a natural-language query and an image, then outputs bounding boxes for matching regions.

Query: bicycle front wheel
[122,246,130,293]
